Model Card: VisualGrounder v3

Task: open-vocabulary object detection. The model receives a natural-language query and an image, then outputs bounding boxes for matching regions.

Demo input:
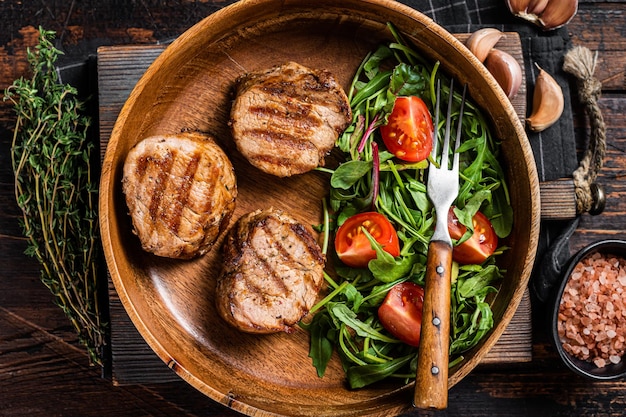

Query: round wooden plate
[99,0,540,415]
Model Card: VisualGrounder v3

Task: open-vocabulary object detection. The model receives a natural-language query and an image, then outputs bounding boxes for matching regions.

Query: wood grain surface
[2,1,626,416]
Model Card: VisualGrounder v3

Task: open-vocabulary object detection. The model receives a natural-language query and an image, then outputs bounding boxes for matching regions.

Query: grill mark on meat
[230,62,351,177]
[216,208,325,333]
[199,164,220,216]
[146,152,175,222]
[290,222,326,266]
[122,132,237,259]
[251,257,290,297]
[242,128,320,173]
[247,101,322,131]
[166,151,201,234]
[241,216,293,298]
[243,259,290,300]
[259,74,339,107]
[248,154,314,176]
[245,128,317,151]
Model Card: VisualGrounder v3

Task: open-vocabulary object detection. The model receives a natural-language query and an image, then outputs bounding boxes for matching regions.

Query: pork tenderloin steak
[229,61,351,177]
[216,208,325,334]
[122,131,237,259]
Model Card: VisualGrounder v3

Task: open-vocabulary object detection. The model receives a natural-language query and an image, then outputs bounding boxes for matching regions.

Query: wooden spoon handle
[414,239,453,410]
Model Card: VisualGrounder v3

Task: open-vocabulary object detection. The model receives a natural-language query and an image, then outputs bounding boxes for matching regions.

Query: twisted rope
[562,46,606,214]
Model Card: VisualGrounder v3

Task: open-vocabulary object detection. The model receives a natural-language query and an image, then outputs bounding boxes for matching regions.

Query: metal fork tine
[432,79,441,158]
[440,78,455,170]
[452,84,468,171]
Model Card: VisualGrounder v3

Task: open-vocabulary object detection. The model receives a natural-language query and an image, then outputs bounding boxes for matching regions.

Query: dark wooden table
[1,1,626,416]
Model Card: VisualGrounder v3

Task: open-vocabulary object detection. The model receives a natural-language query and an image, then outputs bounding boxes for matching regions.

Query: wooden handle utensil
[413,240,452,409]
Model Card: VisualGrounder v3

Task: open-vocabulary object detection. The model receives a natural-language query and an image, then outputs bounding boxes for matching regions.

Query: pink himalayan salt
[557,252,626,368]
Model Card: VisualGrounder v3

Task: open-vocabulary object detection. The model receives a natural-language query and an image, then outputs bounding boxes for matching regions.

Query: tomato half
[380,96,434,162]
[334,212,400,268]
[378,282,425,347]
[447,207,498,265]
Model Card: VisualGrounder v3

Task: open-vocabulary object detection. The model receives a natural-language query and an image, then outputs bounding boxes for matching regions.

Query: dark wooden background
[1,1,626,416]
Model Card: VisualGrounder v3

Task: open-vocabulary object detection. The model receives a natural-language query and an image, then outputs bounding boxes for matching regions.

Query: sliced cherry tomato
[447,207,498,265]
[380,96,434,162]
[334,212,400,268]
[378,282,424,347]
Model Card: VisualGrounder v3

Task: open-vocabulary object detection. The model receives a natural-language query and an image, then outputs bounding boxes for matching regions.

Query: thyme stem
[4,27,107,365]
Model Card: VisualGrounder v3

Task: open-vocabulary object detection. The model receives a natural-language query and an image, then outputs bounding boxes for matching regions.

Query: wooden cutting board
[98,37,533,385]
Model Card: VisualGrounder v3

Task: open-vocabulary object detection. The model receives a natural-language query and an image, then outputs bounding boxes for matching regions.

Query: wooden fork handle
[414,239,453,410]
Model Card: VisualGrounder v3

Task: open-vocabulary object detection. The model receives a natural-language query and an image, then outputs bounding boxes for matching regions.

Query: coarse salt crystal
[558,252,626,369]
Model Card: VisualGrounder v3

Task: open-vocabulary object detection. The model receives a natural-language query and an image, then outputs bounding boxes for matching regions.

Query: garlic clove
[506,0,531,14]
[526,65,564,132]
[528,0,549,15]
[484,49,523,99]
[538,0,578,30]
[507,0,578,31]
[465,28,505,63]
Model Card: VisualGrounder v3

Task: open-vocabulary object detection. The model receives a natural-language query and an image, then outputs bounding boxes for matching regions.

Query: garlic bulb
[506,0,578,31]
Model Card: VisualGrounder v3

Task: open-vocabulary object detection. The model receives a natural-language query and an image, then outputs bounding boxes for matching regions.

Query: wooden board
[98,39,532,386]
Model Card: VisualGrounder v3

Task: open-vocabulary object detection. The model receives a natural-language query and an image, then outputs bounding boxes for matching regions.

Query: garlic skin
[465,28,504,63]
[484,49,523,99]
[526,65,564,132]
[506,0,578,31]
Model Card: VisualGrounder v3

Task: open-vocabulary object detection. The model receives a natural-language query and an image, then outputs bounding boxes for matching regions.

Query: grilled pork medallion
[216,208,325,334]
[122,132,237,259]
[230,61,352,177]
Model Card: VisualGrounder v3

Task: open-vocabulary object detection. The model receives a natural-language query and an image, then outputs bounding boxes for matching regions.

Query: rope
[562,46,606,214]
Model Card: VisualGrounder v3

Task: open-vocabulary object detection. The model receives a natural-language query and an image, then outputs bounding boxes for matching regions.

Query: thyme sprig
[4,27,106,365]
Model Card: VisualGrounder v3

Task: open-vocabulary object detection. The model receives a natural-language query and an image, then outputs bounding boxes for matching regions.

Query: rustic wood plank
[98,38,533,385]
[569,4,626,92]
[539,179,578,220]
[0,306,234,416]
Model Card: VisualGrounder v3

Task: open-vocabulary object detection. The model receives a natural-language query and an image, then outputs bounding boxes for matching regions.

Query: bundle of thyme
[4,27,106,365]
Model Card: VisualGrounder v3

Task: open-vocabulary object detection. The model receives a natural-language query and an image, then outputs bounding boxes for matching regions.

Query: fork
[414,78,467,410]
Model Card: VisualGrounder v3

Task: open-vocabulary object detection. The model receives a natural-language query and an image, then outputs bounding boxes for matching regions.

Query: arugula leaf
[351,70,392,110]
[457,265,501,298]
[364,45,393,79]
[347,354,414,389]
[388,62,427,97]
[308,312,335,377]
[362,227,416,283]
[329,303,397,343]
[331,160,372,189]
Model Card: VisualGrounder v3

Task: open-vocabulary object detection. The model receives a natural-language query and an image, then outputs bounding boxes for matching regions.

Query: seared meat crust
[216,208,325,334]
[122,131,237,259]
[230,61,351,177]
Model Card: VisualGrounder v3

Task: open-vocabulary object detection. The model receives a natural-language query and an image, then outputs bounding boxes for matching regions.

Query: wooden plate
[99,0,540,415]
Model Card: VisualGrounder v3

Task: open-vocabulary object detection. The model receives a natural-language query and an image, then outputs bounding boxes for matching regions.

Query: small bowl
[551,239,626,380]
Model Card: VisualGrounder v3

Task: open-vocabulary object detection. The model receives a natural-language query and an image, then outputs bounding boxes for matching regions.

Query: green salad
[302,24,513,389]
